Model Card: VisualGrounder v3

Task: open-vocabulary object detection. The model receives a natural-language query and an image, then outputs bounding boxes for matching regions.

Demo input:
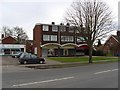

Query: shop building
[0,35,26,55]
[33,22,89,57]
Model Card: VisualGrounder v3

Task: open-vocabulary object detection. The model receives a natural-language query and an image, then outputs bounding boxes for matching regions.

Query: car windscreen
[20,53,29,58]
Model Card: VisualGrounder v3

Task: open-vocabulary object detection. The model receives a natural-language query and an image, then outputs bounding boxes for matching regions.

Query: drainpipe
[58,26,61,57]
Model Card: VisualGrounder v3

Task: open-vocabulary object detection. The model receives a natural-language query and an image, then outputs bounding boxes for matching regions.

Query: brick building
[33,22,89,57]
[25,40,34,53]
[0,35,26,55]
[103,31,120,56]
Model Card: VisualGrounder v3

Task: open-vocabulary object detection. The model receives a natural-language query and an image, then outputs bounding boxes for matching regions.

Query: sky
[118,1,120,31]
[0,0,120,42]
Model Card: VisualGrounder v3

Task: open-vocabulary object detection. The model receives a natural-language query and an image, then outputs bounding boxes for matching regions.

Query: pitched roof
[2,36,16,41]
[104,35,120,46]
[112,35,120,43]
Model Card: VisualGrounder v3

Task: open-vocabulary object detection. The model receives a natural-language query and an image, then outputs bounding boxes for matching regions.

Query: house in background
[0,35,26,55]
[103,31,120,56]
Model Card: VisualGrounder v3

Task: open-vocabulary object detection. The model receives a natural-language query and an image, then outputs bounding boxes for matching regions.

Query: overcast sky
[118,1,120,31]
[0,0,119,41]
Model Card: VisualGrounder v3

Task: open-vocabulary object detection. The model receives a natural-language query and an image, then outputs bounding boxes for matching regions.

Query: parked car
[12,52,23,58]
[19,53,45,64]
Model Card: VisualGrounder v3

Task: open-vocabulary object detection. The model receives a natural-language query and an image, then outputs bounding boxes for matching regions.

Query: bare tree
[2,26,28,44]
[2,26,13,37]
[12,26,28,44]
[65,0,114,63]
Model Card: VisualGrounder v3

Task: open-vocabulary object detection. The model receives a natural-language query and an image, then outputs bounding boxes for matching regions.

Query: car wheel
[12,56,15,58]
[24,61,27,64]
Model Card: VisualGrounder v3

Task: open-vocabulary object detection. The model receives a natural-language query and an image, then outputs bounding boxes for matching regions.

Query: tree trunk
[89,46,93,63]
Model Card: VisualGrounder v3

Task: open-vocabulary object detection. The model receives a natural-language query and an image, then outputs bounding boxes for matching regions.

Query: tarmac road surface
[2,62,118,88]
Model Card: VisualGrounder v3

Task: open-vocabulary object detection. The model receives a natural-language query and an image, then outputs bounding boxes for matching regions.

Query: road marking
[12,76,74,87]
[94,69,118,75]
[111,69,118,71]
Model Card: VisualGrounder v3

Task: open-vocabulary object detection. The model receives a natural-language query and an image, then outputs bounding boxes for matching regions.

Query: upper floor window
[43,35,57,41]
[52,25,58,32]
[61,36,74,42]
[69,27,74,33]
[51,35,57,41]
[43,35,49,41]
[77,37,85,42]
[60,26,66,32]
[43,25,49,31]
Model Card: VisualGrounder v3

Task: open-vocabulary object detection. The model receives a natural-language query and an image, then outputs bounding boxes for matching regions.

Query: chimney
[117,31,120,36]
[52,22,55,25]
[60,23,64,25]
[66,23,70,26]
[1,34,4,39]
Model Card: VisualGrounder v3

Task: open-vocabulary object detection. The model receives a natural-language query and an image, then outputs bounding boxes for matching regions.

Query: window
[61,36,74,42]
[51,35,57,41]
[34,47,37,54]
[61,36,65,42]
[43,35,57,41]
[43,25,49,31]
[76,30,79,33]
[69,36,74,42]
[77,37,85,42]
[31,55,37,59]
[69,27,74,33]
[43,35,49,41]
[52,26,58,32]
[24,54,31,58]
[60,26,66,32]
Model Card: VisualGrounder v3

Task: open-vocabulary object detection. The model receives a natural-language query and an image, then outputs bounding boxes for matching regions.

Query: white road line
[12,76,74,87]
[94,69,118,75]
[111,69,118,71]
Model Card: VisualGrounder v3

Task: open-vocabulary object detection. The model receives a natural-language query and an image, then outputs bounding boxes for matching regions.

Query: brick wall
[33,25,42,57]
[2,36,16,44]
[104,36,119,55]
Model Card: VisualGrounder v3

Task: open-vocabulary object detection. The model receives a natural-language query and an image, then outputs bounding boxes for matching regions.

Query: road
[2,62,118,88]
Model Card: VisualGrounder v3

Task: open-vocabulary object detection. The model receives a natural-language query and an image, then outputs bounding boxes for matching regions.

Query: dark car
[19,53,45,64]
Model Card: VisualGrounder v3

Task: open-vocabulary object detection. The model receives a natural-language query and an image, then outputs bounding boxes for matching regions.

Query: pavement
[1,56,62,66]
[1,56,19,66]
[1,56,119,69]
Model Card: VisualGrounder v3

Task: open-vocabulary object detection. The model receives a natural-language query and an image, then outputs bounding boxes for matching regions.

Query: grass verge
[47,56,119,63]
